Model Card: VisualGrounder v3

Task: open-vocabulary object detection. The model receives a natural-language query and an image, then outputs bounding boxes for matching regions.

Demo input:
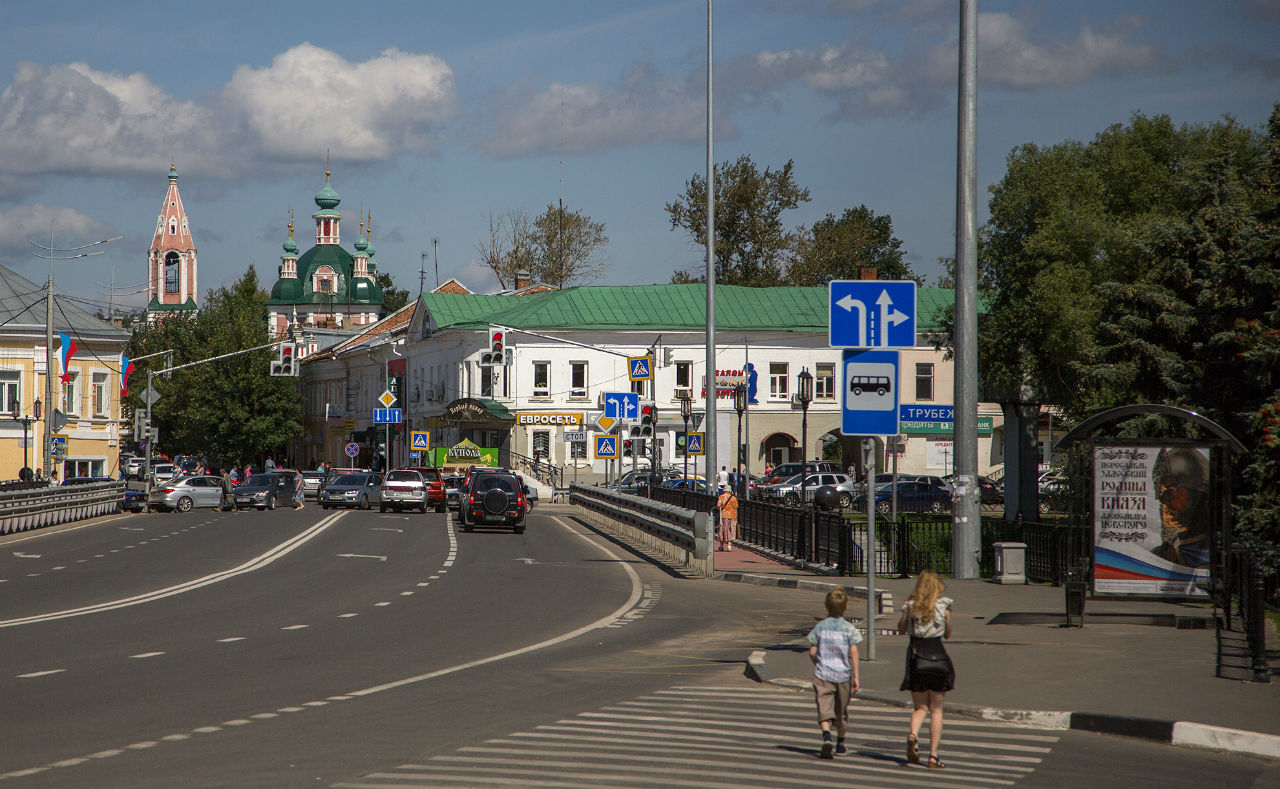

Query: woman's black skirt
[900,635,955,693]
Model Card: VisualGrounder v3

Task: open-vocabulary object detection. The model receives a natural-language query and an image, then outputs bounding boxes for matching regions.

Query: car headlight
[253,491,266,499]
[344,490,357,497]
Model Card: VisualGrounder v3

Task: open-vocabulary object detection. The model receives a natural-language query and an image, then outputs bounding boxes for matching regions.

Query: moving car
[443,475,464,511]
[319,472,383,510]
[150,463,178,483]
[406,466,447,512]
[232,471,297,511]
[149,475,227,512]
[459,471,527,533]
[379,469,430,513]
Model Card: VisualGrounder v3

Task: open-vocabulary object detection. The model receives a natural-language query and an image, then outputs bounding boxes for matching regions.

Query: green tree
[125,266,303,467]
[531,202,609,288]
[787,205,918,285]
[376,272,410,313]
[666,155,811,285]
[474,209,536,290]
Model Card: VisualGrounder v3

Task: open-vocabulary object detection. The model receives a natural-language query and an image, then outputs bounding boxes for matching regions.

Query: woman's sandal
[927,755,946,769]
[906,734,919,764]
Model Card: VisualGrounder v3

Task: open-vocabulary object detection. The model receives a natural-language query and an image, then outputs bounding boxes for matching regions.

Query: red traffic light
[641,405,652,416]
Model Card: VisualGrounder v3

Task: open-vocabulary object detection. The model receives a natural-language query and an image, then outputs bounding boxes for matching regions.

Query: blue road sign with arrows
[373,408,403,424]
[841,349,900,436]
[603,391,640,421]
[829,280,917,348]
[594,435,618,459]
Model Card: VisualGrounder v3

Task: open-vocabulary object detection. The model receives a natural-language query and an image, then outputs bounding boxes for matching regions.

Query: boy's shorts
[812,676,852,723]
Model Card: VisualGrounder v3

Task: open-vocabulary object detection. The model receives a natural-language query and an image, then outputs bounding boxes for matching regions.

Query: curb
[746,650,1280,760]
[715,569,894,613]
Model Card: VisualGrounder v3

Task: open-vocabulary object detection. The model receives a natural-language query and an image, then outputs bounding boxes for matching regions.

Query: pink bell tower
[146,163,199,322]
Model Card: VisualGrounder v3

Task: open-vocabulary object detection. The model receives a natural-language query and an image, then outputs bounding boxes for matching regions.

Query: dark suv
[460,471,528,533]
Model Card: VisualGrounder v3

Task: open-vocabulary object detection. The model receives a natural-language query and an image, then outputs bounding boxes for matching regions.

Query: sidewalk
[714,542,1280,758]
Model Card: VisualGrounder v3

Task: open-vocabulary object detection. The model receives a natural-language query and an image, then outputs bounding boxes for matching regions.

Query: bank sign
[898,405,993,435]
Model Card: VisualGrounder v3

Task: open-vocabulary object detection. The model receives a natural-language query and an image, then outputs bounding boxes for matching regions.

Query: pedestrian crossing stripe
[333,683,1058,789]
[411,431,430,450]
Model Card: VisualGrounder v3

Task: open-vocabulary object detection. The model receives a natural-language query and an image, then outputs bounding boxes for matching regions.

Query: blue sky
[0,1,1275,313]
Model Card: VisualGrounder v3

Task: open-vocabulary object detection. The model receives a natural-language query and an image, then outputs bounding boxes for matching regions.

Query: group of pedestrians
[807,570,955,768]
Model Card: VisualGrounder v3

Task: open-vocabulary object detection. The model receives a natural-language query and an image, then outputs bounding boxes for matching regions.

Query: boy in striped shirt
[808,588,862,759]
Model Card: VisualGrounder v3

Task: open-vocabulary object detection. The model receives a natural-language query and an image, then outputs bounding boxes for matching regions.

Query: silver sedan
[762,473,857,508]
[148,475,227,513]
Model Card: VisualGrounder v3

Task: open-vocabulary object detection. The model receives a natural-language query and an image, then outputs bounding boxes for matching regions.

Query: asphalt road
[1,506,1276,788]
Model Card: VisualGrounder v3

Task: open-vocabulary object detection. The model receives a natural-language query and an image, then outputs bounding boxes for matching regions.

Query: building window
[63,372,79,416]
[631,378,647,398]
[675,361,691,389]
[915,363,934,401]
[569,362,587,399]
[769,363,789,399]
[480,365,494,398]
[168,218,177,235]
[0,371,19,414]
[532,430,550,457]
[92,372,108,417]
[532,362,550,398]
[164,252,180,293]
[815,363,835,399]
[570,439,586,459]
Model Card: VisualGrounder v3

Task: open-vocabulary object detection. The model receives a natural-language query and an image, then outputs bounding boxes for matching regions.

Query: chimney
[859,267,878,280]
[515,271,532,290]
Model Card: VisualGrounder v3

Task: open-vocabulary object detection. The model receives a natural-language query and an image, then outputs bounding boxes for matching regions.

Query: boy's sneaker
[820,732,834,760]
[835,740,847,755]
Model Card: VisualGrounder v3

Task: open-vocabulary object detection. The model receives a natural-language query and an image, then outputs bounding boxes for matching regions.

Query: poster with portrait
[1093,444,1212,597]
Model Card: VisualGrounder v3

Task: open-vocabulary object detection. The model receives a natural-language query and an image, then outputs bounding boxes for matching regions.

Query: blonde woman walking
[897,569,954,769]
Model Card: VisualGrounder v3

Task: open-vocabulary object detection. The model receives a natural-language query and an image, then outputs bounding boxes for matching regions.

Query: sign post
[862,437,878,661]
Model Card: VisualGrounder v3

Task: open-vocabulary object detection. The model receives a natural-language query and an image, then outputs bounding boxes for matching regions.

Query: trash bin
[1064,570,1087,626]
[993,542,1027,585]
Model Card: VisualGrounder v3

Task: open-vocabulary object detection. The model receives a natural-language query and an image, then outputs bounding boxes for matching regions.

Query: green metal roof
[147,297,198,312]
[266,243,384,308]
[420,284,960,335]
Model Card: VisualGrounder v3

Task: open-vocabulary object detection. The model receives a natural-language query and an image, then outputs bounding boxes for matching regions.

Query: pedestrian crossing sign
[594,435,618,459]
[628,355,652,382]
[411,431,430,451]
[686,432,705,455]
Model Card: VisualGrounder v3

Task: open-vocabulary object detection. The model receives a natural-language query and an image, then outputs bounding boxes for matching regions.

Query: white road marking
[416,582,430,587]
[443,559,454,567]
[304,701,328,707]
[192,727,221,734]
[222,719,252,726]
[126,741,158,750]
[129,652,165,659]
[251,713,278,719]
[400,591,413,596]
[52,565,65,570]
[0,512,347,629]
[160,734,189,742]
[12,551,40,558]
[88,750,123,759]
[277,707,305,713]
[120,527,145,531]
[17,669,65,678]
[339,613,358,618]
[374,602,391,607]
[282,624,309,630]
[217,637,246,643]
[337,553,387,561]
[372,527,403,532]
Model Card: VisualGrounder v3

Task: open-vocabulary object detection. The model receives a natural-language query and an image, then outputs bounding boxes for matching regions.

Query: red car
[407,466,447,513]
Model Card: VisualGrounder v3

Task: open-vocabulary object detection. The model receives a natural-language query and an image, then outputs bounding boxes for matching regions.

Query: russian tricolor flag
[58,332,78,385]
[120,354,135,397]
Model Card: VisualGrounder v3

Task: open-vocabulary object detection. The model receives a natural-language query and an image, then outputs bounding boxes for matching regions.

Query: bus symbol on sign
[849,375,892,397]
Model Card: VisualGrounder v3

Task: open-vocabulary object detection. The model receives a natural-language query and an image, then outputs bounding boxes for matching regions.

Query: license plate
[484,515,505,523]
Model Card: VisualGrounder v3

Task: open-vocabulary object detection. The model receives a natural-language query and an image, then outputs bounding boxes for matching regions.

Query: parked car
[659,477,711,494]
[299,471,326,499]
[232,471,297,511]
[319,472,383,510]
[459,471,527,533]
[149,463,178,482]
[123,488,147,513]
[443,474,465,511]
[379,469,430,513]
[977,475,1004,505]
[406,466,447,512]
[148,475,227,513]
[760,461,840,486]
[763,473,857,508]
[124,456,146,478]
[853,479,953,515]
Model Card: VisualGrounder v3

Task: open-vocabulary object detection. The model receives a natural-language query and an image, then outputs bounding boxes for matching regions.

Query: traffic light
[623,439,633,458]
[133,411,149,441]
[640,404,653,437]
[663,348,674,366]
[270,343,298,376]
[490,329,504,356]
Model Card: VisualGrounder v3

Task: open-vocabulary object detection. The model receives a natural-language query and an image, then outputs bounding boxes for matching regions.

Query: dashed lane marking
[129,652,165,659]
[17,669,65,678]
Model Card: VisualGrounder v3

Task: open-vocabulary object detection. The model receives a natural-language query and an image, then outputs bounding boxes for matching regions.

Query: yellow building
[0,263,129,480]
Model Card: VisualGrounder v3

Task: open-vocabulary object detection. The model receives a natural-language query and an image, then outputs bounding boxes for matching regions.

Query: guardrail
[0,480,124,536]
[569,483,712,576]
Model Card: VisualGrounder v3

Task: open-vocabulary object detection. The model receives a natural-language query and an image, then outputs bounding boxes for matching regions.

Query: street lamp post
[28,228,123,478]
[679,391,692,482]
[733,383,747,500]
[797,368,814,560]
[11,398,40,479]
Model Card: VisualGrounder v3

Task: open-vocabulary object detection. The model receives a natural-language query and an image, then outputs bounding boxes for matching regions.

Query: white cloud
[0,44,458,183]
[479,62,713,158]
[974,13,1166,89]
[218,43,457,162]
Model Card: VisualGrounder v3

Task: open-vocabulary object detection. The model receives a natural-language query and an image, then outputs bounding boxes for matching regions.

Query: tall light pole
[704,0,717,492]
[679,390,692,481]
[797,368,814,559]
[733,383,747,500]
[29,228,123,478]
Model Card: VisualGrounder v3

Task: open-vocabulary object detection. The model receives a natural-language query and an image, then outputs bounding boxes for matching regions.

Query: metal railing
[569,484,710,562]
[0,480,124,536]
[1224,544,1272,683]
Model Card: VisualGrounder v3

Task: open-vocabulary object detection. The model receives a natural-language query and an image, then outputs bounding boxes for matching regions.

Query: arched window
[169,217,177,235]
[165,252,180,294]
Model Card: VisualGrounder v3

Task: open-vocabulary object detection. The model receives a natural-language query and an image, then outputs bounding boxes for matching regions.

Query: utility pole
[704,0,717,489]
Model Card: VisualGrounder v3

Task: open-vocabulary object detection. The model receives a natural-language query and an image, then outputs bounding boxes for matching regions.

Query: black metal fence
[1223,544,1272,683]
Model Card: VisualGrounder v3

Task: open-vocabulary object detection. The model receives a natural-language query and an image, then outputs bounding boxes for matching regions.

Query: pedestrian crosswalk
[333,683,1059,788]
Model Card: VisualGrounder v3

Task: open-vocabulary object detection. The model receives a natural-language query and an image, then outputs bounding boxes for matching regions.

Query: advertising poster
[1093,445,1212,596]
[429,440,499,474]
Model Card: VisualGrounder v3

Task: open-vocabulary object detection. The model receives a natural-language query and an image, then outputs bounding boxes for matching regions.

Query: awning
[440,397,515,423]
